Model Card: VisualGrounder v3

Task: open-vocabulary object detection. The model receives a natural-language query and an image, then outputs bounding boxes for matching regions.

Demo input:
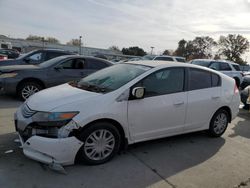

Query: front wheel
[17,82,43,101]
[207,109,229,137]
[76,122,121,165]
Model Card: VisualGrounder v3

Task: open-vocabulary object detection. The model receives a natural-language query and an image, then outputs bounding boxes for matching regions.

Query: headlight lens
[32,111,79,122]
[0,72,18,78]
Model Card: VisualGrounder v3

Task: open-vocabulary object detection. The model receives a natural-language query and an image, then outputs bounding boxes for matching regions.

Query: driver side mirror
[131,87,145,99]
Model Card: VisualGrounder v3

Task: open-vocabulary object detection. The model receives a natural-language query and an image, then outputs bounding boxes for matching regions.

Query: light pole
[79,36,82,55]
[150,46,154,55]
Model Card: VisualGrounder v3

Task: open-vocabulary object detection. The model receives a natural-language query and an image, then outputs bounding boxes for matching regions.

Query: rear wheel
[76,122,121,165]
[17,81,43,101]
[207,109,229,137]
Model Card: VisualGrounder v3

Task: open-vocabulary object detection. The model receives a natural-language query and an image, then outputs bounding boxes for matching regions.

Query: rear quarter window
[86,59,109,69]
[154,57,174,61]
[189,68,212,90]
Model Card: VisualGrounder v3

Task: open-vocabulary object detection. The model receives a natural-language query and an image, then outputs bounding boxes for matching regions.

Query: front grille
[21,103,36,118]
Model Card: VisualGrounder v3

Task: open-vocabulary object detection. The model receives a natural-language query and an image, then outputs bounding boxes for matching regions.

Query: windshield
[141,55,156,60]
[77,63,151,93]
[38,56,67,68]
[191,60,211,67]
[16,50,35,60]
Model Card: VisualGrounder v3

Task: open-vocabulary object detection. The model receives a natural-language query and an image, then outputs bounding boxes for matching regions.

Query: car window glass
[60,59,84,69]
[232,65,240,71]
[191,60,211,67]
[220,62,232,71]
[154,57,174,61]
[209,62,220,70]
[136,68,184,97]
[189,68,211,90]
[29,52,42,61]
[87,59,108,69]
[212,73,221,87]
[176,58,185,62]
[46,52,63,61]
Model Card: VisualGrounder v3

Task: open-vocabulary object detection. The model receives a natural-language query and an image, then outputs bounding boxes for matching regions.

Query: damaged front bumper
[18,133,83,165]
[15,104,84,166]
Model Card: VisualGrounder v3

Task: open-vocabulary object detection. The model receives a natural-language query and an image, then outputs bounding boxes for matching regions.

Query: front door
[128,67,187,142]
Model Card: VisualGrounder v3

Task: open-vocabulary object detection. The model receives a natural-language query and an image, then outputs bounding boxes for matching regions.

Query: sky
[0,0,250,60]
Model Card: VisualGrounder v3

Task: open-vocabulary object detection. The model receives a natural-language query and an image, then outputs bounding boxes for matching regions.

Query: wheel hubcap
[22,85,39,100]
[84,129,115,161]
[213,113,228,134]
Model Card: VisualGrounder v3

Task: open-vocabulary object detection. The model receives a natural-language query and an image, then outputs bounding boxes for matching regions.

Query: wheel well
[216,106,232,122]
[75,118,127,151]
[16,78,45,93]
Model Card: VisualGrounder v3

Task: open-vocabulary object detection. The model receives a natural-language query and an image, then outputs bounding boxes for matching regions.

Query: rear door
[185,68,221,131]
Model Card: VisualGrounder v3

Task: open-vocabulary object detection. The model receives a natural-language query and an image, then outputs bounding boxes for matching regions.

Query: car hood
[26,83,102,111]
[0,65,40,72]
[0,59,22,66]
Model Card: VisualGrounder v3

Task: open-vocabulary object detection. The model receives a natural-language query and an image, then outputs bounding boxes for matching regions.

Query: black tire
[207,109,229,137]
[17,81,43,101]
[76,122,121,165]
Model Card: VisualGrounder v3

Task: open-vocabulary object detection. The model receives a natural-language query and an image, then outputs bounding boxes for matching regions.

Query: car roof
[192,59,238,65]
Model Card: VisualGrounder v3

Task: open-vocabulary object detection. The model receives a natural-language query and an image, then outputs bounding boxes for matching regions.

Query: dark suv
[0,49,74,66]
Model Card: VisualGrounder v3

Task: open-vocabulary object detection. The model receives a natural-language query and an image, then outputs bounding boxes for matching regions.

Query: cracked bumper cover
[19,133,83,165]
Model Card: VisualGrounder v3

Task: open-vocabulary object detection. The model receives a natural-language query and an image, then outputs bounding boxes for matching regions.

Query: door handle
[173,101,184,106]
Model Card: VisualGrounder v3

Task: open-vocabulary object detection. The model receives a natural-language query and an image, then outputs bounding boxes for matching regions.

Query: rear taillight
[234,83,239,94]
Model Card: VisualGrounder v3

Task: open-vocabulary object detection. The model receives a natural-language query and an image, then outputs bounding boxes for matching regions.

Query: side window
[45,52,63,61]
[59,59,84,69]
[87,59,108,69]
[209,62,220,70]
[154,57,174,61]
[220,62,232,71]
[232,64,240,71]
[189,68,211,90]
[212,73,221,87]
[29,52,42,62]
[136,68,185,97]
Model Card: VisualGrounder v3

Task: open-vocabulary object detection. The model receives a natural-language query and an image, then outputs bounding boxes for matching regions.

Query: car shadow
[229,109,250,139]
[0,131,225,188]
[0,93,22,109]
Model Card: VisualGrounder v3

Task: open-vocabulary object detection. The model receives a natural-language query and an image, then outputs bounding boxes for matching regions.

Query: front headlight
[0,72,18,78]
[32,111,79,122]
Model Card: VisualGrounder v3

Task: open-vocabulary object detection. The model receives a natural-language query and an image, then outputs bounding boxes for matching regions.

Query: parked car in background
[15,61,239,167]
[0,53,8,61]
[141,55,186,62]
[0,55,112,100]
[0,48,20,59]
[0,49,74,66]
[241,75,250,89]
[190,59,243,87]
[240,85,250,109]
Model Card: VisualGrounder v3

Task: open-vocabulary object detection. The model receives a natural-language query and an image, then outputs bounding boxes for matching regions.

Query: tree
[26,35,60,44]
[190,36,217,59]
[174,37,217,60]
[174,39,187,57]
[122,46,146,56]
[162,49,171,55]
[26,35,44,41]
[66,39,81,46]
[46,37,60,44]
[218,34,249,65]
[108,46,120,52]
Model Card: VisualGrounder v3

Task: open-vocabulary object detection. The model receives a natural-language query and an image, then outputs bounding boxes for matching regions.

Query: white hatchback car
[15,61,240,167]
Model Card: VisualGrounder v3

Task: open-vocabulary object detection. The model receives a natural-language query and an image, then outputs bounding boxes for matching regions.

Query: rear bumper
[19,133,83,165]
